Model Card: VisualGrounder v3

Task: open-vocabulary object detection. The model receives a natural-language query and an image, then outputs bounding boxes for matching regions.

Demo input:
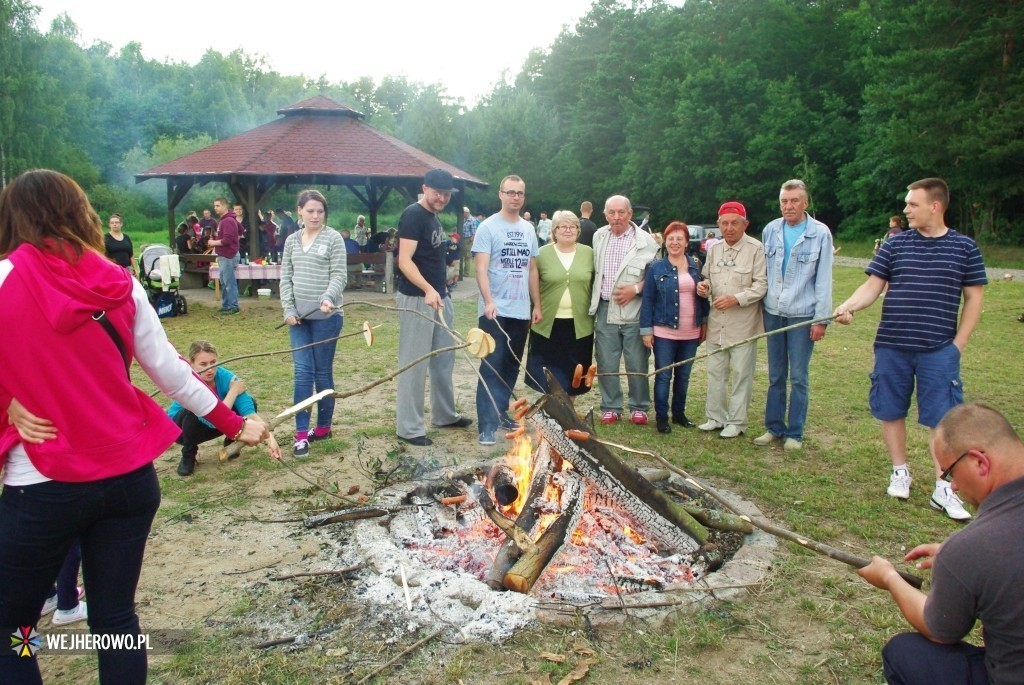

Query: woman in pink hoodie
[0,169,271,684]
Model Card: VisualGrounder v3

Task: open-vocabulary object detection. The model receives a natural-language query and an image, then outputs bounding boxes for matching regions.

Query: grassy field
[52,264,1023,684]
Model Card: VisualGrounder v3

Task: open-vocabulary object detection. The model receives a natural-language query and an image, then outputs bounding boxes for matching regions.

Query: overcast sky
[32,0,640,103]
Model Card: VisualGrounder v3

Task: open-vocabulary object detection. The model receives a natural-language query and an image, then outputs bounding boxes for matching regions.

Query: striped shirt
[280,227,347,320]
[599,226,636,300]
[866,229,987,351]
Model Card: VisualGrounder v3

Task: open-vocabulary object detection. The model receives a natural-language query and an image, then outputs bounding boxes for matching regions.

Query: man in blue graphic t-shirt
[834,178,987,521]
[472,174,540,446]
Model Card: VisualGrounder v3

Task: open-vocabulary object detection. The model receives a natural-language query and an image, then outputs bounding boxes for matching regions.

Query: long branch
[601,315,834,379]
[642,452,925,589]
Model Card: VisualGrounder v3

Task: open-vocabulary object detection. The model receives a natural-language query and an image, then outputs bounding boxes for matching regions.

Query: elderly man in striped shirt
[589,195,659,426]
[834,178,987,521]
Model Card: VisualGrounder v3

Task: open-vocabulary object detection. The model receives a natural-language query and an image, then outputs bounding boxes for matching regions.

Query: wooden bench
[346,251,393,292]
[179,253,217,289]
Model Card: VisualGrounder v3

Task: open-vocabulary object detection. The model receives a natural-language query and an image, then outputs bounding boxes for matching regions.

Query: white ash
[344,494,704,640]
[348,511,537,642]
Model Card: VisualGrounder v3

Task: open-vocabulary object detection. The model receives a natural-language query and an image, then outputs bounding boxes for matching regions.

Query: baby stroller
[139,244,187,318]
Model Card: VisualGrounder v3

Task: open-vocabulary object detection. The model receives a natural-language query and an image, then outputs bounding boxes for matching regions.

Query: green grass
[100,267,1024,683]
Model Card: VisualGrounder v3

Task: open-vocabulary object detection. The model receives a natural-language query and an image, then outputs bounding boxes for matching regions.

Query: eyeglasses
[940,450,972,482]
[501,190,525,198]
[556,225,576,231]
[716,259,736,267]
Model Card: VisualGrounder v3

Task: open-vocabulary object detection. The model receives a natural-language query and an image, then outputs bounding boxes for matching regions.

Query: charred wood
[486,441,553,589]
[532,370,707,548]
[475,485,537,555]
[504,471,585,593]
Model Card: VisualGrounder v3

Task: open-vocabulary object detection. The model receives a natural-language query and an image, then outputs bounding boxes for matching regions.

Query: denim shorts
[869,343,963,427]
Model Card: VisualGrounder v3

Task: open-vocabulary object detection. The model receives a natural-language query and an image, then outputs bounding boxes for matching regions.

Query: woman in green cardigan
[525,210,595,397]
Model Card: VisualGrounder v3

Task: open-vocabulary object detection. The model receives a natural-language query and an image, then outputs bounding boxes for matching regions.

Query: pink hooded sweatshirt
[0,243,242,482]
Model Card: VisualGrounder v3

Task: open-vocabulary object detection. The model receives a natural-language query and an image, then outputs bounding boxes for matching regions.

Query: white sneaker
[51,601,88,626]
[752,431,779,446]
[887,470,911,499]
[719,425,744,439]
[698,420,723,432]
[783,438,803,451]
[41,586,83,617]
[931,484,972,521]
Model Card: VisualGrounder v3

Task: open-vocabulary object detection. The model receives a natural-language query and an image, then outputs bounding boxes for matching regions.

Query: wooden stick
[328,342,467,401]
[255,636,298,649]
[271,563,366,581]
[353,628,444,685]
[303,507,402,528]
[643,452,926,589]
[603,315,834,380]
[225,342,469,459]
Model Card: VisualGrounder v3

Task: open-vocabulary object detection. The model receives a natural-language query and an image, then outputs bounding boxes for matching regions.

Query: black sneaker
[308,430,333,443]
[292,438,310,457]
[397,435,432,447]
[672,414,695,428]
[657,419,671,434]
[439,417,473,429]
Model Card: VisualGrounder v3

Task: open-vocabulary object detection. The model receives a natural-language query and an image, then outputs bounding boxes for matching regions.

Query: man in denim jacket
[753,179,833,451]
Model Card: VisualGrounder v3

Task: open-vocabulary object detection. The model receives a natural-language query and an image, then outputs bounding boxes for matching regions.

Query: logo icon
[11,627,41,657]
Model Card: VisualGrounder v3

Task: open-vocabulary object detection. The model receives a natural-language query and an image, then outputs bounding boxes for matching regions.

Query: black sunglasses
[940,450,972,483]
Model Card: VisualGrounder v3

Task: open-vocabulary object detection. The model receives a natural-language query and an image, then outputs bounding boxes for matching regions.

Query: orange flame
[502,433,533,517]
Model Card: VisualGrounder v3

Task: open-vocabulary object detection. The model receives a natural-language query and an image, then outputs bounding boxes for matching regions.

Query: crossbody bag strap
[92,311,131,377]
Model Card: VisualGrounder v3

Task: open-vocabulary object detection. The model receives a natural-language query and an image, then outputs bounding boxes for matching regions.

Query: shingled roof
[136,95,486,185]
[136,95,487,243]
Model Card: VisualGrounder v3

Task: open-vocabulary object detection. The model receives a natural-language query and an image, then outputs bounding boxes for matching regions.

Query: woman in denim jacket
[640,222,709,433]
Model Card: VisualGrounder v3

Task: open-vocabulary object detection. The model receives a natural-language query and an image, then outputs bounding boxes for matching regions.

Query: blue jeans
[764,312,815,441]
[652,336,700,421]
[594,302,651,412]
[0,464,160,684]
[289,314,343,433]
[882,632,987,685]
[475,315,529,434]
[217,254,240,310]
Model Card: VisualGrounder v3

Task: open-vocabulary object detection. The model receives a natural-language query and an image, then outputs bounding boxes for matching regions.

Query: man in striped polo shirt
[833,178,987,520]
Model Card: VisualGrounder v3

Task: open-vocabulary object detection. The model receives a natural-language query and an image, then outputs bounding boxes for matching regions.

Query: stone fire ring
[342,463,777,641]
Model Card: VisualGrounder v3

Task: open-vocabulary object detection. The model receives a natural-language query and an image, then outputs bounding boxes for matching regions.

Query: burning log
[531,370,708,549]
[504,471,585,593]
[474,485,537,555]
[486,440,554,589]
[486,463,520,507]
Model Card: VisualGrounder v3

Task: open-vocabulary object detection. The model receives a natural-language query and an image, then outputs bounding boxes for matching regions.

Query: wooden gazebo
[135,95,487,250]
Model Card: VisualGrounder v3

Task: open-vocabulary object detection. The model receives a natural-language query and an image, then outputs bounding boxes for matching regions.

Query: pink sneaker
[630,410,649,425]
[600,411,621,424]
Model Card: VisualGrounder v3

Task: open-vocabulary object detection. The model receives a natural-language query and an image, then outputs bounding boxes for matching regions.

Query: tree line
[2,0,1021,240]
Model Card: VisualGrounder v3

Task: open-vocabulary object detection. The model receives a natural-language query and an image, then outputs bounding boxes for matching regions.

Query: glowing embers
[402,430,704,600]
